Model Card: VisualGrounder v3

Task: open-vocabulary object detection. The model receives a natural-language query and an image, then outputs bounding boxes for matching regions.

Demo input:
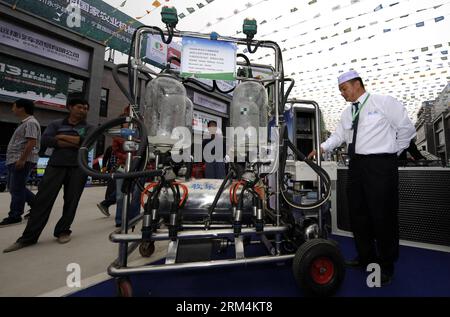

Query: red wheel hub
[310,257,335,285]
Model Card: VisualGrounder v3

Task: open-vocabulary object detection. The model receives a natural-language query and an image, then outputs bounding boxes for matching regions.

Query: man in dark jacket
[4,98,93,252]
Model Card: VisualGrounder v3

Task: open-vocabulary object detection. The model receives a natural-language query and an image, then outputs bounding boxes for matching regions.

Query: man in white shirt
[1,99,40,227]
[309,70,416,286]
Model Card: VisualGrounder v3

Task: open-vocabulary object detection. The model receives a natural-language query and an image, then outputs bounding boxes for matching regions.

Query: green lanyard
[352,93,371,122]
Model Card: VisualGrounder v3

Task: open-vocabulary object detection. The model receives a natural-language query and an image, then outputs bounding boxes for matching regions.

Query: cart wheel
[292,239,345,297]
[139,241,155,258]
[116,277,133,297]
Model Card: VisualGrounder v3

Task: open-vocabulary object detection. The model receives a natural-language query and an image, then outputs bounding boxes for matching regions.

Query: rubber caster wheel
[139,241,155,258]
[292,239,345,297]
[116,277,133,297]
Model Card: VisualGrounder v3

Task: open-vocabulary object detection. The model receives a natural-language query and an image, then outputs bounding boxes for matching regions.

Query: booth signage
[193,92,227,114]
[0,18,90,69]
[181,37,236,81]
[1,0,143,54]
[145,36,181,70]
[0,53,70,109]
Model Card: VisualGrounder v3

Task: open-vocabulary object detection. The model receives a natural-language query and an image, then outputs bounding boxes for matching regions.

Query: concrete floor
[0,186,167,297]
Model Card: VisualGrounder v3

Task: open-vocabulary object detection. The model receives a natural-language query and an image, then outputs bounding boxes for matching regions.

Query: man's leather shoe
[3,242,32,253]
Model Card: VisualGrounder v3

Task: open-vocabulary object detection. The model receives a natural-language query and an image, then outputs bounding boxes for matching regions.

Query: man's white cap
[338,70,360,85]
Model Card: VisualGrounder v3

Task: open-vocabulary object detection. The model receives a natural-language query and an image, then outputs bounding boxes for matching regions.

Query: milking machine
[78,7,345,297]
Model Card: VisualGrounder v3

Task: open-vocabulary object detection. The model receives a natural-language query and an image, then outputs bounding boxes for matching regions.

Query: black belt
[352,153,397,158]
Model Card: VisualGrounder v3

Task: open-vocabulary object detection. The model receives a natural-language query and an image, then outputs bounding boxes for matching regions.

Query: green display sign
[1,0,144,54]
[0,53,70,109]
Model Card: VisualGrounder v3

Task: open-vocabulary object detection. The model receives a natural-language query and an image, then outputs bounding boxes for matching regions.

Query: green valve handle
[161,6,178,28]
[243,18,257,39]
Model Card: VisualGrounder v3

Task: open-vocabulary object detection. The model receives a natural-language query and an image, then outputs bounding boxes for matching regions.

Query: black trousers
[101,178,116,207]
[347,154,399,275]
[18,165,88,244]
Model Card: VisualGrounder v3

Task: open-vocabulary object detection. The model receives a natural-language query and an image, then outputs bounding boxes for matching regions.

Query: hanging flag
[152,0,161,8]
[374,4,383,12]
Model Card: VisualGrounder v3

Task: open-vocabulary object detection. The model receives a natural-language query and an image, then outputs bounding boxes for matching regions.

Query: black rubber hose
[265,78,294,110]
[282,78,295,106]
[211,53,252,94]
[245,40,284,109]
[207,170,234,220]
[237,53,251,68]
[278,125,331,209]
[183,78,216,93]
[213,80,235,94]
[112,64,134,105]
[78,116,161,180]
[238,183,251,210]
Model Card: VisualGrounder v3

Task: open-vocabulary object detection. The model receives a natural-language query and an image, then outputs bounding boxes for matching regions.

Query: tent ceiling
[104,0,450,130]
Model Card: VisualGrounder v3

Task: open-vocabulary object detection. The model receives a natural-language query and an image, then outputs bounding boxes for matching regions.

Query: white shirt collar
[355,92,369,104]
[21,115,33,123]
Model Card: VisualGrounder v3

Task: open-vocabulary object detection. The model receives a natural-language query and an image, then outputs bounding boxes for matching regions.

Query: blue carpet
[71,235,450,297]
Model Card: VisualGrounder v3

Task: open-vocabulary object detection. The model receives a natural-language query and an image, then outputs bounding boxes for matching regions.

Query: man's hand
[55,134,80,148]
[55,134,80,145]
[15,159,26,170]
[307,147,324,160]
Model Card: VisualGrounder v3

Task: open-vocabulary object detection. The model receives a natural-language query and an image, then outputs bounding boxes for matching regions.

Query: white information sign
[181,37,236,81]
